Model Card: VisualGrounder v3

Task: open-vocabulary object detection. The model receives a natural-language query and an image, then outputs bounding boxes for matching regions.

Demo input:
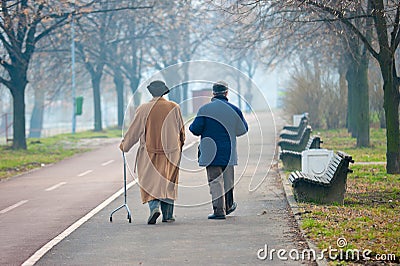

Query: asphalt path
[31,111,311,265]
[0,111,312,265]
[0,140,129,265]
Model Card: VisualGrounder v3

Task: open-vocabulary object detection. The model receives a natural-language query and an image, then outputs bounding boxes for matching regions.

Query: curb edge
[279,168,329,266]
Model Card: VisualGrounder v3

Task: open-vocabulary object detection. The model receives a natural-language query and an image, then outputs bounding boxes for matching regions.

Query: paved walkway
[0,141,128,266]
[25,111,311,265]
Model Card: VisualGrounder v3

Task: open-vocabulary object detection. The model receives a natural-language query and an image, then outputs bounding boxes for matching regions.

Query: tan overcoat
[121,97,185,203]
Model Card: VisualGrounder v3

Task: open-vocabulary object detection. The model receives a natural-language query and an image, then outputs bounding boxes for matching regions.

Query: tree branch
[0,75,12,89]
[369,0,390,59]
[285,14,373,23]
[33,16,69,44]
[16,0,29,51]
[0,55,12,71]
[302,0,379,59]
[0,29,14,55]
[1,0,15,38]
[76,42,96,77]
[78,4,155,15]
[392,3,400,51]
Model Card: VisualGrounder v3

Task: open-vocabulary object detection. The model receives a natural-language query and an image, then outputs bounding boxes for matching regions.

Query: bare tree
[75,2,113,132]
[104,6,152,127]
[28,50,71,138]
[218,1,400,172]
[0,0,153,147]
[0,1,74,149]
[146,0,212,114]
[213,1,373,146]
[285,0,400,173]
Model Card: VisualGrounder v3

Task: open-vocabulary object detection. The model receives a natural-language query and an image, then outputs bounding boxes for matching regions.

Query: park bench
[280,115,308,137]
[288,151,354,204]
[278,126,312,152]
[279,136,323,170]
[280,118,309,140]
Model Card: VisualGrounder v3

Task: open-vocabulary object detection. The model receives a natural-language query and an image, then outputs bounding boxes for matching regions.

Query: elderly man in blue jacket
[189,81,248,219]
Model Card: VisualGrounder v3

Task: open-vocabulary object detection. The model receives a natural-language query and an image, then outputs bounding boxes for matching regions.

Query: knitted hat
[212,81,228,94]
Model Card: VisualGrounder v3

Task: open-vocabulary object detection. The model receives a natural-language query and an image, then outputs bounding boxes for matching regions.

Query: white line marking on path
[0,200,29,214]
[22,142,196,265]
[77,170,93,177]
[101,160,114,166]
[45,182,67,192]
[22,180,137,266]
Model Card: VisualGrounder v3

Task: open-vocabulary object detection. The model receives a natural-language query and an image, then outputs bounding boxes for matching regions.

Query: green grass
[0,129,121,179]
[295,128,399,265]
[314,128,386,162]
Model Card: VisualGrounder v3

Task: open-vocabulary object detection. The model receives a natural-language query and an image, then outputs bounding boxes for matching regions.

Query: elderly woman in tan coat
[120,80,185,224]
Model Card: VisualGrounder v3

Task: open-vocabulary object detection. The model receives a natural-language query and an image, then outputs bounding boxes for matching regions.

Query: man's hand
[119,141,124,151]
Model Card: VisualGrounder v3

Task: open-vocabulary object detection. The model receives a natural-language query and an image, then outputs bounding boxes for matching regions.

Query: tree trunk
[129,77,141,107]
[114,69,124,129]
[92,75,103,132]
[379,110,386,128]
[380,60,400,173]
[356,55,370,147]
[338,58,348,128]
[346,65,358,137]
[236,61,243,110]
[29,88,45,138]
[181,63,190,116]
[345,48,370,147]
[10,83,27,149]
[168,86,181,104]
[181,83,189,115]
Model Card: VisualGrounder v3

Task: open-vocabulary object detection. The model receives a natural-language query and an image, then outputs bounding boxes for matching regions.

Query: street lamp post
[71,5,76,134]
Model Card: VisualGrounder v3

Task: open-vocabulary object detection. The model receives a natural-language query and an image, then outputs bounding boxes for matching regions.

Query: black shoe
[147,208,161,224]
[208,213,226,220]
[226,202,237,215]
[162,217,176,223]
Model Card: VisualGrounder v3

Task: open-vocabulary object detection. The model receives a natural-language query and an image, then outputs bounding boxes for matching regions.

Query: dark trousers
[206,165,234,215]
[148,199,174,220]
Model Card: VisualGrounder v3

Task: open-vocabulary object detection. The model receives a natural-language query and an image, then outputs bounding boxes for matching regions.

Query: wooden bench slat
[326,167,337,179]
[332,159,341,166]
[320,174,333,184]
[328,163,340,173]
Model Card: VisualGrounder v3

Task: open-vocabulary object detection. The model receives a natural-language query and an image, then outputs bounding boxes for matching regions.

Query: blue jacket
[189,95,248,166]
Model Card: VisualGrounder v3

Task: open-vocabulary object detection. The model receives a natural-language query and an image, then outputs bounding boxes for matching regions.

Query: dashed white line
[21,143,196,265]
[0,200,29,214]
[77,170,93,177]
[45,182,67,192]
[21,180,137,266]
[101,160,114,166]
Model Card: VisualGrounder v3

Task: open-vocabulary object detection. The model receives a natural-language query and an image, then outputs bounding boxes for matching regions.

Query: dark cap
[147,80,170,97]
[212,81,228,94]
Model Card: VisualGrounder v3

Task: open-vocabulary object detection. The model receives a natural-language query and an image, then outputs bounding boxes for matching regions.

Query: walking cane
[109,151,132,223]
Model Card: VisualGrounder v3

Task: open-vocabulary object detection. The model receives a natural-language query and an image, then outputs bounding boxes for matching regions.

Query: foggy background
[0,1,285,144]
[0,1,388,146]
